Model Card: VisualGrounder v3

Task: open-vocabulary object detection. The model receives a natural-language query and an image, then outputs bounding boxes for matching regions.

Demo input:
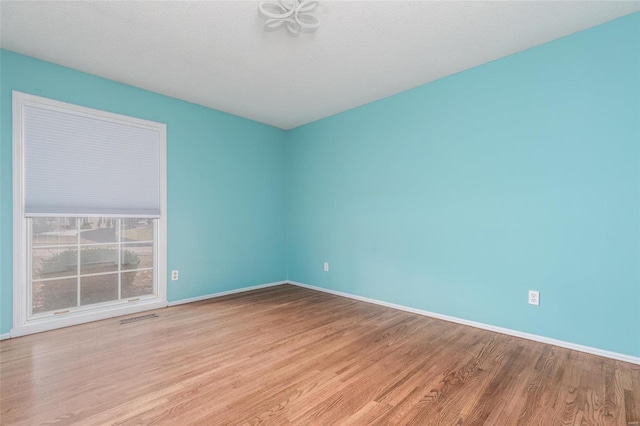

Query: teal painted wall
[286,13,640,357]
[0,50,288,334]
[2,13,639,358]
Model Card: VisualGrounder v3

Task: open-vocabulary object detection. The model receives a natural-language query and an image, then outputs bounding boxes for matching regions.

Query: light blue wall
[0,50,288,334]
[2,13,639,358]
[286,13,640,357]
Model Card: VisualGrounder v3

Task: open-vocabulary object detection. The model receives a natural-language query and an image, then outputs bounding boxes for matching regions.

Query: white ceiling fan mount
[258,0,320,35]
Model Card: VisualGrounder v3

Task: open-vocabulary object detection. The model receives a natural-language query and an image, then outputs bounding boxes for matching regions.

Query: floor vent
[120,313,158,324]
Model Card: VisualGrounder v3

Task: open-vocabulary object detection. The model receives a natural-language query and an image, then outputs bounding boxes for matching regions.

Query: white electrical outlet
[323,262,329,272]
[528,290,539,306]
[171,270,179,281]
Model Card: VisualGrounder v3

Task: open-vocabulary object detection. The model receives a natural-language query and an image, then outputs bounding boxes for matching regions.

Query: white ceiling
[2,1,639,129]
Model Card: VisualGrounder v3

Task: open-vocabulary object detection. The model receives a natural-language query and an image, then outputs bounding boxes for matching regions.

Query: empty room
[1,1,639,424]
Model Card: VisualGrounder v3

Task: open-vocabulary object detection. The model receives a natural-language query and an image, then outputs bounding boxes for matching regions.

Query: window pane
[32,217,77,246]
[121,219,153,242]
[122,270,154,298]
[78,218,117,244]
[32,278,77,314]
[80,246,118,275]
[29,216,156,317]
[80,273,118,305]
[122,243,152,270]
[33,247,77,280]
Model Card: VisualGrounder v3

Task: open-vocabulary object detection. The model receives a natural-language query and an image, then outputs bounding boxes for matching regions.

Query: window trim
[12,91,167,337]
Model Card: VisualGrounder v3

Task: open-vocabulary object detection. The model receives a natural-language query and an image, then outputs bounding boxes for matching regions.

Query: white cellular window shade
[24,104,161,217]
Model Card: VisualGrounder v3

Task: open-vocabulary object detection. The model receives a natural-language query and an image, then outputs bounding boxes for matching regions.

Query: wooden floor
[1,285,638,425]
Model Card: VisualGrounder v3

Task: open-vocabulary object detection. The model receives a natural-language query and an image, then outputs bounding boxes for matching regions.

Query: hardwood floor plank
[626,365,640,426]
[603,358,626,425]
[459,339,540,425]
[1,284,637,425]
[515,345,562,425]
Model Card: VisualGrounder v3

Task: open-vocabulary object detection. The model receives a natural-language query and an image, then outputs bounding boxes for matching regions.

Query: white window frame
[28,217,158,320]
[12,91,167,337]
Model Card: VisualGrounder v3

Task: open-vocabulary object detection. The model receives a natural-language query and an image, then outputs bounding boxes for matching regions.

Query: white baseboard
[6,279,637,365]
[167,280,288,307]
[288,281,640,366]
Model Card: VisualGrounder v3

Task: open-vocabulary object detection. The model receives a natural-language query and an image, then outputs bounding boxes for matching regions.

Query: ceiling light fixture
[258,0,320,35]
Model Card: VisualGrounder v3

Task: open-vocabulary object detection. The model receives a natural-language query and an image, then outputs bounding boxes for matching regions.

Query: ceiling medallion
[258,0,320,35]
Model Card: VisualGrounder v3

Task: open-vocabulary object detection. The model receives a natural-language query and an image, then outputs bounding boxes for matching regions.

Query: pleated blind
[23,103,162,217]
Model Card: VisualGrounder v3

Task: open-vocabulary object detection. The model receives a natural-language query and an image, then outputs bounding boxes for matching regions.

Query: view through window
[30,217,156,317]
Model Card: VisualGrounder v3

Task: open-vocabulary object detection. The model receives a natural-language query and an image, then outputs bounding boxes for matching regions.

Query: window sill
[11,298,168,338]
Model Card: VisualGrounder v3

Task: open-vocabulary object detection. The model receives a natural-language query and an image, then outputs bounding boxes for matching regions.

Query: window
[13,92,167,336]
[30,217,156,317]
